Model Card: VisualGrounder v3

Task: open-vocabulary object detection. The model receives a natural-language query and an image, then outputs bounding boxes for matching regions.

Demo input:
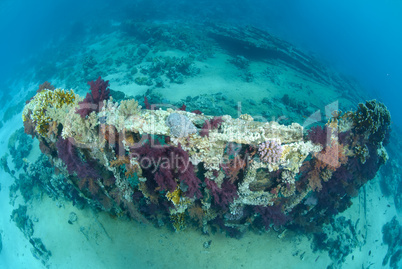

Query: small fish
[277,229,287,239]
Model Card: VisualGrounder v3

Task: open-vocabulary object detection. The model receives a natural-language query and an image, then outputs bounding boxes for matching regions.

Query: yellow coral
[166,186,193,215]
[22,89,77,136]
[166,187,182,205]
[170,212,186,231]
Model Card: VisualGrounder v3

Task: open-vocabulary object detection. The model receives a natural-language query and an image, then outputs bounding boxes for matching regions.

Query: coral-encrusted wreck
[22,77,391,235]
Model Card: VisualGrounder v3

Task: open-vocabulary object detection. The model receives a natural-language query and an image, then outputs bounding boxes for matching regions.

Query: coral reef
[11,205,52,266]
[312,216,360,267]
[131,55,201,87]
[382,217,402,268]
[22,79,391,236]
[228,55,249,69]
[7,128,33,170]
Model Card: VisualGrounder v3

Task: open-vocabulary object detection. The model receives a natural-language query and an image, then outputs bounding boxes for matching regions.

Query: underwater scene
[1,1,402,268]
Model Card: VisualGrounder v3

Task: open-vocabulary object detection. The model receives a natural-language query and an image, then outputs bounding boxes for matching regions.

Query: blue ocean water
[1,1,402,268]
[1,0,401,126]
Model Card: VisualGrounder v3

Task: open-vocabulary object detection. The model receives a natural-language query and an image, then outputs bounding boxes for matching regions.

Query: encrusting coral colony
[22,77,391,235]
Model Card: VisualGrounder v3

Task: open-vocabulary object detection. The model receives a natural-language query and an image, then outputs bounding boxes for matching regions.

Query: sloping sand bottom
[1,167,396,268]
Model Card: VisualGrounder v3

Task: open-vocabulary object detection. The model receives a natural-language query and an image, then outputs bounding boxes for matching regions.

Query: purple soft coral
[76,76,110,118]
[306,125,329,147]
[200,116,223,137]
[254,204,290,230]
[171,145,202,199]
[130,141,177,192]
[130,141,202,198]
[56,137,99,180]
[205,178,238,210]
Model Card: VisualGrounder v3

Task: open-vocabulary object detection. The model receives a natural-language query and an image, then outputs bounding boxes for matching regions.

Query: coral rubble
[22,79,391,236]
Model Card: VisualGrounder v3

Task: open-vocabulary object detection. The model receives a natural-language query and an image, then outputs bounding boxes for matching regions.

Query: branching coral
[258,140,283,163]
[171,212,186,231]
[118,99,141,119]
[37,81,55,92]
[61,108,99,142]
[22,89,77,136]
